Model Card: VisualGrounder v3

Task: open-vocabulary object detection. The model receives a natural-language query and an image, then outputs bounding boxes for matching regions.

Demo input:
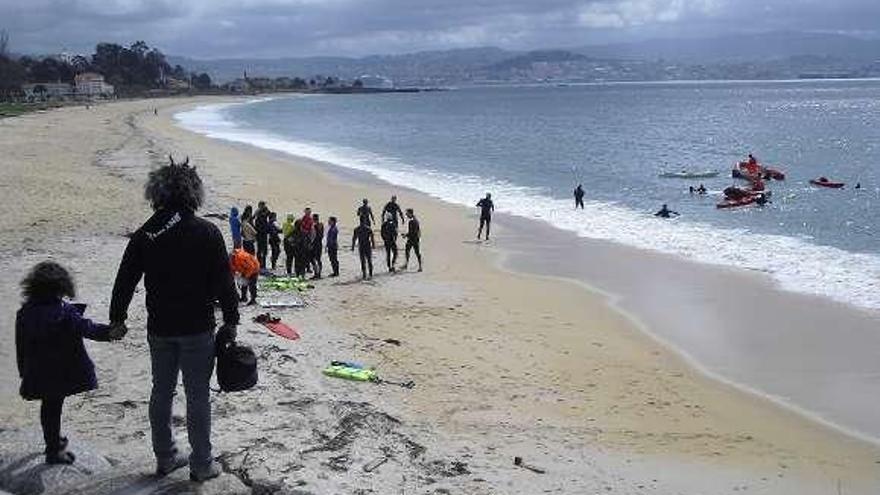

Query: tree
[193,72,212,90]
[0,29,8,57]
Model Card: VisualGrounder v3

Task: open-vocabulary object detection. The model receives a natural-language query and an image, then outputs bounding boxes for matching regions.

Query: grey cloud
[0,0,878,58]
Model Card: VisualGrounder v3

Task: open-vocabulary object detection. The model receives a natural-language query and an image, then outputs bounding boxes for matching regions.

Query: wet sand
[0,97,879,494]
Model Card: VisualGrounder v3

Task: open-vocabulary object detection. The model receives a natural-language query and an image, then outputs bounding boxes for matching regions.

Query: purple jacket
[16,299,110,400]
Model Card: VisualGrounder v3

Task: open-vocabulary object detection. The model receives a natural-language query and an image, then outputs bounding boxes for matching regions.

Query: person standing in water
[476,193,494,240]
[573,184,585,209]
[402,208,422,272]
[357,199,374,227]
[351,218,375,280]
[655,204,679,218]
[380,212,398,273]
[326,217,340,277]
[382,195,406,227]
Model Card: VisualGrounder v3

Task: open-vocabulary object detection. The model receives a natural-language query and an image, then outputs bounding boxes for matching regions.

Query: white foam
[176,100,880,313]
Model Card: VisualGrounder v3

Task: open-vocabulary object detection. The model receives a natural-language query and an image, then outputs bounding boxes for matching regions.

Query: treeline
[0,31,212,99]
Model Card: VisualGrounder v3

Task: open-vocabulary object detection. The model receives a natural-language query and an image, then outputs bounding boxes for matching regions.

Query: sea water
[177,81,880,313]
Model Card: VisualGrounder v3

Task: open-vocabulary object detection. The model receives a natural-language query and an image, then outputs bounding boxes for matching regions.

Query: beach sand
[1,97,879,494]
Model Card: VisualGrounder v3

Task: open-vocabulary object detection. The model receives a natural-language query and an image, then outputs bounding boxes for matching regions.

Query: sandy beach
[1,96,879,494]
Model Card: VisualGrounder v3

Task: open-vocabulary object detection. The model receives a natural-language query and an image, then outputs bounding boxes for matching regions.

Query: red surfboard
[262,321,300,340]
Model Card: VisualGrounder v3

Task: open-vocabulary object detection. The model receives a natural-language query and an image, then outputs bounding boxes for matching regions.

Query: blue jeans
[148,331,215,471]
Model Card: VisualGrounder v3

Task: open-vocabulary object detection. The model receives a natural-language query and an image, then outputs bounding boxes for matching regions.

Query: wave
[176,99,880,313]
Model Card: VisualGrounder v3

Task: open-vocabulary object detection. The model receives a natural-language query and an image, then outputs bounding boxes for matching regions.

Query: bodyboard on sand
[262,321,300,340]
[323,365,376,382]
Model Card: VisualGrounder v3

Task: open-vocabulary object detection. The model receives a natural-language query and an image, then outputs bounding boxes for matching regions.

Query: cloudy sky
[1,0,878,59]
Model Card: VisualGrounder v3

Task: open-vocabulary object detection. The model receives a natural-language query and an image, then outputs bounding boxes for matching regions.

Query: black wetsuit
[357,205,374,227]
[268,220,281,270]
[382,201,405,227]
[311,222,324,278]
[405,217,422,270]
[352,225,375,279]
[476,198,494,240]
[574,186,585,209]
[326,225,339,276]
[381,220,398,271]
[255,208,270,268]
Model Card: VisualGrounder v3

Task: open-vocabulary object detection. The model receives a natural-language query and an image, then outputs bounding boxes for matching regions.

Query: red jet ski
[809,177,845,189]
[716,195,758,209]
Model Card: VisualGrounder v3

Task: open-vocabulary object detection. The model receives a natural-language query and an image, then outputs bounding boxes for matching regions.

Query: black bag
[216,339,258,392]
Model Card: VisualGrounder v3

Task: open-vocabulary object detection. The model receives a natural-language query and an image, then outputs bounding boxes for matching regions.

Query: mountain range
[168,31,880,86]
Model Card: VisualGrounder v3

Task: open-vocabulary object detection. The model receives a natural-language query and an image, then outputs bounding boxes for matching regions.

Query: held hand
[108,322,128,341]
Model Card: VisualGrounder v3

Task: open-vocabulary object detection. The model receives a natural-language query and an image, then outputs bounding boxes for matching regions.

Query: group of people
[353,196,423,280]
[227,195,424,286]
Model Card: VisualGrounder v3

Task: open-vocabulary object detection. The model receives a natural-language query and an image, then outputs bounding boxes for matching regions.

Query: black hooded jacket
[110,209,240,336]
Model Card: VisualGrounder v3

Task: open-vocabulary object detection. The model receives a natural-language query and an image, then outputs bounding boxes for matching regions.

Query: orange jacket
[230,248,260,278]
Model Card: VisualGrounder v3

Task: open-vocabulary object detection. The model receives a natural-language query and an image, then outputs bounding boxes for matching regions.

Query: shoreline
[1,97,879,493]
[177,95,880,445]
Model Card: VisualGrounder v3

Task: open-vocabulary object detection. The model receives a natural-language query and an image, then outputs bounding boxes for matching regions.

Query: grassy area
[0,102,66,119]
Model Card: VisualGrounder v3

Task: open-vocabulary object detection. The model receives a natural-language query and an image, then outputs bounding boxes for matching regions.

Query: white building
[356,75,394,89]
[75,73,115,98]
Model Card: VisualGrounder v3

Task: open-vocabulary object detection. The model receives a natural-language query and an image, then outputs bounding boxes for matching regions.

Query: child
[16,261,122,464]
[230,245,260,305]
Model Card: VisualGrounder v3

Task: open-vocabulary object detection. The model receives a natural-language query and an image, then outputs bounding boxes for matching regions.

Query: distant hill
[169,31,880,86]
[574,31,880,63]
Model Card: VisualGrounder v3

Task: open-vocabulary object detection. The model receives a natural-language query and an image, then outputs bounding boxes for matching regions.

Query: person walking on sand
[240,205,257,255]
[16,261,125,465]
[380,212,399,273]
[357,198,374,227]
[402,208,422,272]
[382,195,405,227]
[351,218,375,280]
[110,159,240,482]
[229,207,242,248]
[268,211,281,271]
[326,216,340,277]
[310,213,324,279]
[476,193,494,240]
[574,184,585,209]
[254,201,270,269]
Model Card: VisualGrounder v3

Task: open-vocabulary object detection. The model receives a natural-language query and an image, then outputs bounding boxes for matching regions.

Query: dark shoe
[156,450,189,476]
[418,267,423,272]
[190,462,221,483]
[46,450,75,465]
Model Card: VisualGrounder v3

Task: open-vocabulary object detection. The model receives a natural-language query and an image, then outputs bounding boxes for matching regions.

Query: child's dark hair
[21,261,75,301]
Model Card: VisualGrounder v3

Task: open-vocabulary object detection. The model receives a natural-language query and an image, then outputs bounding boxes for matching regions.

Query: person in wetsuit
[574,184,585,209]
[476,193,494,240]
[697,184,707,195]
[351,218,375,280]
[310,213,324,279]
[357,199,374,227]
[326,217,340,277]
[268,211,281,271]
[254,201,270,269]
[402,208,422,272]
[382,195,406,228]
[380,212,398,273]
[655,204,679,218]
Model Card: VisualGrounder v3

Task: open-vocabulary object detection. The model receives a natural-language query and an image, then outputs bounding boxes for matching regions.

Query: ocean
[177,81,880,313]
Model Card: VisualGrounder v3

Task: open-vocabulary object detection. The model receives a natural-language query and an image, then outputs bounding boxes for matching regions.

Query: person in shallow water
[655,204,679,218]
[16,261,123,465]
[697,184,707,195]
[402,208,423,272]
[574,184,585,209]
[110,159,239,482]
[351,218,376,280]
[476,193,494,240]
[380,212,399,273]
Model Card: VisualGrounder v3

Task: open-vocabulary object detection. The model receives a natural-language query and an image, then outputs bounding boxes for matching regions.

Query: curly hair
[144,159,204,212]
[21,261,75,301]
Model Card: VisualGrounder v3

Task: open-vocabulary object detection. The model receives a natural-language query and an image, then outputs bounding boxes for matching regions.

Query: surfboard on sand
[262,321,301,340]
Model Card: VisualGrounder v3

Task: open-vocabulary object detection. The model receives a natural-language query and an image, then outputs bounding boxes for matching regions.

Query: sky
[1,0,879,59]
